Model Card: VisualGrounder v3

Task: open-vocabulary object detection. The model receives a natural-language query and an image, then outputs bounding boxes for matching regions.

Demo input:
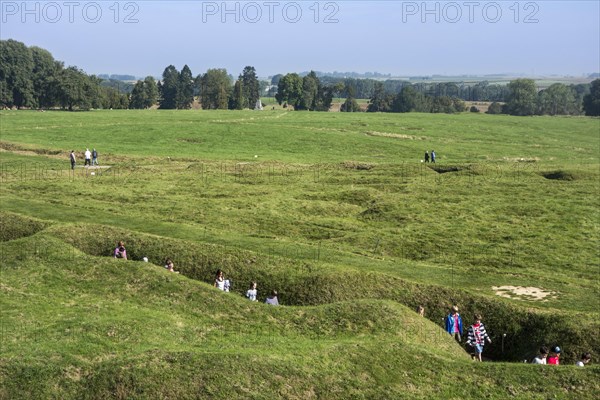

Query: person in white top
[576,352,591,367]
[265,290,279,305]
[84,148,92,166]
[246,282,257,301]
[214,269,227,291]
[532,347,548,364]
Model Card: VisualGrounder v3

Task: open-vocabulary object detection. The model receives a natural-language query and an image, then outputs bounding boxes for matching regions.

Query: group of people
[113,241,591,364]
[439,305,592,366]
[532,346,592,367]
[443,305,491,362]
[214,269,279,305]
[424,150,436,163]
[113,242,279,305]
[69,148,99,169]
[114,241,178,273]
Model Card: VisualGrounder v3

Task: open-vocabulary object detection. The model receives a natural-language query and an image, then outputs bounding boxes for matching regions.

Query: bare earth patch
[492,286,557,301]
[365,131,426,140]
[501,157,540,162]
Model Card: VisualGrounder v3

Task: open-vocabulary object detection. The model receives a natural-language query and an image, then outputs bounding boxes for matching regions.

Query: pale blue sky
[1,0,598,78]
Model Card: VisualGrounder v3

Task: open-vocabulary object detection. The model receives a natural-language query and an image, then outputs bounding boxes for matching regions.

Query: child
[114,241,127,259]
[265,290,279,306]
[246,282,258,301]
[164,259,179,273]
[532,346,549,364]
[547,346,561,365]
[466,314,492,362]
[445,305,463,342]
[215,269,226,291]
[416,305,425,317]
[576,352,591,367]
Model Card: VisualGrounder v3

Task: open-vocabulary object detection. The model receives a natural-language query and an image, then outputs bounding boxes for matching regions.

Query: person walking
[246,282,258,301]
[84,148,92,166]
[430,150,436,163]
[466,314,492,362]
[92,148,99,166]
[424,151,430,163]
[69,150,76,170]
[445,305,463,343]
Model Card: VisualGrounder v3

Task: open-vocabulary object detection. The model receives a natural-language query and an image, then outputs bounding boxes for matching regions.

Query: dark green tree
[177,65,194,109]
[271,74,283,85]
[199,69,231,110]
[241,66,259,108]
[537,83,579,115]
[505,79,537,116]
[129,81,147,109]
[275,73,303,108]
[367,82,393,112]
[340,86,361,112]
[0,39,35,108]
[159,65,179,109]
[393,86,422,112]
[101,87,128,109]
[231,78,246,110]
[30,46,60,108]
[583,79,600,116]
[314,84,335,111]
[486,102,504,114]
[55,66,94,111]
[143,76,159,108]
[300,71,319,110]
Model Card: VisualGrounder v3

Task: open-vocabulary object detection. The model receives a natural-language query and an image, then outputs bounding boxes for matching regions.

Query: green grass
[1,110,599,398]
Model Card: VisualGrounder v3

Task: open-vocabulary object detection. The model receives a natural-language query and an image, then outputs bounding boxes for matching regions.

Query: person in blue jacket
[445,305,463,342]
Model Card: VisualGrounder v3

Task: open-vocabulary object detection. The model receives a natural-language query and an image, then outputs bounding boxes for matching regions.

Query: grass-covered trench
[1,109,599,398]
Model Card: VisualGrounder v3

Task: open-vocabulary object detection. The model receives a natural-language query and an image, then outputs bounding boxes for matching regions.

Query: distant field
[1,109,599,398]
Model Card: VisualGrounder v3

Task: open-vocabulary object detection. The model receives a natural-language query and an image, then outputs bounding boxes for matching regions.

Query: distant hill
[297,71,392,79]
[98,74,137,81]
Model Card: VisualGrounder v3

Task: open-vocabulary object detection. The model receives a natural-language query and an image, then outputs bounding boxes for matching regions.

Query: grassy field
[1,109,599,398]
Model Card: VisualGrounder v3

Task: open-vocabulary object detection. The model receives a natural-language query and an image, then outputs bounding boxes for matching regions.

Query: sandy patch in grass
[501,157,540,162]
[492,286,557,301]
[365,131,426,140]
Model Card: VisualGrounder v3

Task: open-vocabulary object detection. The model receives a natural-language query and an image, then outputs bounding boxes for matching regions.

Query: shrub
[486,102,504,114]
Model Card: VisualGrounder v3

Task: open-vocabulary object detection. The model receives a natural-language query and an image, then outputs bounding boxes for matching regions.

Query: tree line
[1,39,598,116]
[0,39,129,110]
[360,78,599,116]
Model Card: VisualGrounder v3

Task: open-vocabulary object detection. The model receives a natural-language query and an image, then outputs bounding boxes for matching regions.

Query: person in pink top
[444,305,463,342]
[114,241,127,259]
[547,346,561,365]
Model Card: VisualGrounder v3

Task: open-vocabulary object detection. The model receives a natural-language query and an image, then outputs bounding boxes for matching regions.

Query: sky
[1,0,599,78]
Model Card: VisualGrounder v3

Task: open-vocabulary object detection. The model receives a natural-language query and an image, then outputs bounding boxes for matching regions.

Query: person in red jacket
[547,346,561,365]
[466,314,492,362]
